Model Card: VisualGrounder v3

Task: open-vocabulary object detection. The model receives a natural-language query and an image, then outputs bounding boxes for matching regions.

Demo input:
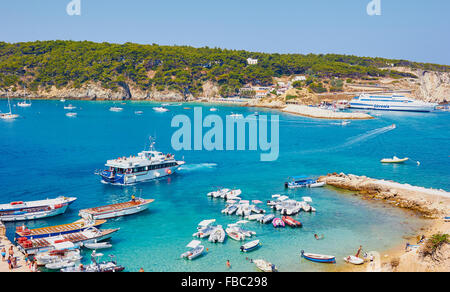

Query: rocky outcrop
[319,173,450,218]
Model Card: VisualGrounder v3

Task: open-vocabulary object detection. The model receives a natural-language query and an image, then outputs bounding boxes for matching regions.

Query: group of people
[1,245,38,272]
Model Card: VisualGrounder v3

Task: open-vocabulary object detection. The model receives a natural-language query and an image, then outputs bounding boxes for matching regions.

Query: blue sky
[1,0,449,64]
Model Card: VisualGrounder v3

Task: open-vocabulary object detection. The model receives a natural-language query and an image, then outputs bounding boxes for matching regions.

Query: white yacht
[17,98,32,107]
[0,97,19,120]
[349,94,437,112]
[97,140,185,185]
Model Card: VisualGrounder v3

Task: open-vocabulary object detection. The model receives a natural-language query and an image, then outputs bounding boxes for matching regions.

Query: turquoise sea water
[1,99,449,272]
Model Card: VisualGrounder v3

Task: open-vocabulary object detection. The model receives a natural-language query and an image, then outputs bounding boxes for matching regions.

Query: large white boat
[1,96,19,120]
[97,141,185,185]
[349,94,437,112]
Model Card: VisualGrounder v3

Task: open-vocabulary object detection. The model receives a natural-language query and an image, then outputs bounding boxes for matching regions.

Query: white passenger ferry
[349,94,437,112]
[97,142,185,185]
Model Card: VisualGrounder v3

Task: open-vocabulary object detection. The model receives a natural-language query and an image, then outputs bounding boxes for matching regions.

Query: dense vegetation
[0,40,448,97]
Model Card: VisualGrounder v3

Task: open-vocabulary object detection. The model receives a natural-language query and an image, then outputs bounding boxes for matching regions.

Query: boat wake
[300,125,396,154]
[178,163,218,172]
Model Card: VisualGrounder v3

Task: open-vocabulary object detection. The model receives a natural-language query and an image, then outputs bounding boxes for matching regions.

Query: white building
[292,75,306,82]
[247,58,258,65]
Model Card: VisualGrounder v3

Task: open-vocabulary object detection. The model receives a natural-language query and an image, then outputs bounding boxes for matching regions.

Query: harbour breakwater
[318,173,450,218]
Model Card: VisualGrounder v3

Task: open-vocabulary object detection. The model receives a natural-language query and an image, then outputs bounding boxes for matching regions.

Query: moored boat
[16,227,119,255]
[301,250,336,263]
[240,240,261,252]
[208,226,226,243]
[272,217,285,228]
[0,196,76,222]
[109,106,123,112]
[225,227,245,241]
[259,214,275,224]
[79,198,154,220]
[181,240,205,260]
[153,107,169,112]
[64,104,76,110]
[282,216,302,227]
[35,242,82,266]
[61,252,124,272]
[343,255,364,265]
[253,259,277,272]
[285,176,324,189]
[82,242,113,250]
[15,218,106,239]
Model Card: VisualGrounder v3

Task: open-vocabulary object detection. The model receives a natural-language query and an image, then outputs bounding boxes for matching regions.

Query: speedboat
[246,214,265,221]
[181,240,205,260]
[272,218,285,228]
[301,250,336,263]
[208,226,226,243]
[46,260,76,270]
[381,156,409,163]
[223,189,242,199]
[82,242,113,250]
[207,188,230,198]
[109,106,123,112]
[64,104,76,110]
[66,112,77,118]
[61,252,124,272]
[225,227,245,241]
[134,111,144,115]
[259,214,275,224]
[227,205,238,215]
[250,205,265,214]
[35,242,81,266]
[240,240,261,252]
[253,259,277,272]
[282,216,302,227]
[344,255,364,265]
[153,107,169,112]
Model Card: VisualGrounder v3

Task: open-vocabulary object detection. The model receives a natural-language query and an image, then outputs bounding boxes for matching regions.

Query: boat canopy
[197,219,216,228]
[186,240,202,249]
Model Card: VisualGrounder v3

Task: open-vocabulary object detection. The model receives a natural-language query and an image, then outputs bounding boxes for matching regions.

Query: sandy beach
[319,173,450,272]
[0,236,30,272]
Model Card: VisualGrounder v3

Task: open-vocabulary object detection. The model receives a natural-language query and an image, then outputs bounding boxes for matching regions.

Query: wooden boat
[253,259,277,272]
[0,196,76,222]
[282,216,302,227]
[301,250,336,263]
[78,198,154,220]
[343,255,364,265]
[381,156,409,163]
[16,227,119,255]
[15,218,106,239]
[240,240,261,252]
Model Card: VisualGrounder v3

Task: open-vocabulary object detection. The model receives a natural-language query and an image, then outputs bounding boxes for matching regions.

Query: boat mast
[7,96,12,114]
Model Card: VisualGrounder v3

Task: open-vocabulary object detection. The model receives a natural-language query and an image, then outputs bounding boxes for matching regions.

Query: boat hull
[79,200,153,220]
[301,251,336,263]
[0,205,69,222]
[349,102,436,112]
[100,165,181,186]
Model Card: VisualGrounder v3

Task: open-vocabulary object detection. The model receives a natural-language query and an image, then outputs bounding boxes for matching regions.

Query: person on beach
[31,260,37,272]
[226,260,231,269]
[24,252,30,266]
[355,246,363,258]
[314,234,324,240]
[8,246,14,258]
[1,247,6,261]
[7,256,12,270]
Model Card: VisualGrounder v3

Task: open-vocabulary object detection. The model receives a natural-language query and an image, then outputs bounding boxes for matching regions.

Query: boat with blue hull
[0,196,77,222]
[97,140,185,186]
[349,94,437,112]
[301,250,336,263]
[285,176,325,189]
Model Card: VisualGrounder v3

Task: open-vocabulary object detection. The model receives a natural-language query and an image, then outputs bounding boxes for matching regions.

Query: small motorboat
[208,226,225,243]
[210,107,218,112]
[64,104,76,110]
[224,189,242,199]
[340,120,350,126]
[153,107,169,112]
[282,216,302,227]
[240,240,261,252]
[207,188,230,198]
[309,182,325,188]
[250,205,265,214]
[301,250,336,263]
[285,176,325,189]
[253,259,277,272]
[61,253,125,272]
[225,227,245,241]
[181,240,205,260]
[259,214,275,224]
[134,111,144,115]
[46,260,76,270]
[82,242,113,250]
[17,100,32,107]
[302,197,313,203]
[109,107,123,112]
[343,255,364,265]
[227,205,238,215]
[300,202,312,212]
[60,98,66,102]
[272,218,285,228]
[35,242,81,266]
[66,112,77,118]
[246,214,264,221]
[381,156,409,163]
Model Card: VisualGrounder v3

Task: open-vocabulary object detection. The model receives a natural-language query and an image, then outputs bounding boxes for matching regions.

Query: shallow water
[1,99,448,272]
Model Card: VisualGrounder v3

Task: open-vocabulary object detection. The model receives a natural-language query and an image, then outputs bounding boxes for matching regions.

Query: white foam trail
[178,163,218,172]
